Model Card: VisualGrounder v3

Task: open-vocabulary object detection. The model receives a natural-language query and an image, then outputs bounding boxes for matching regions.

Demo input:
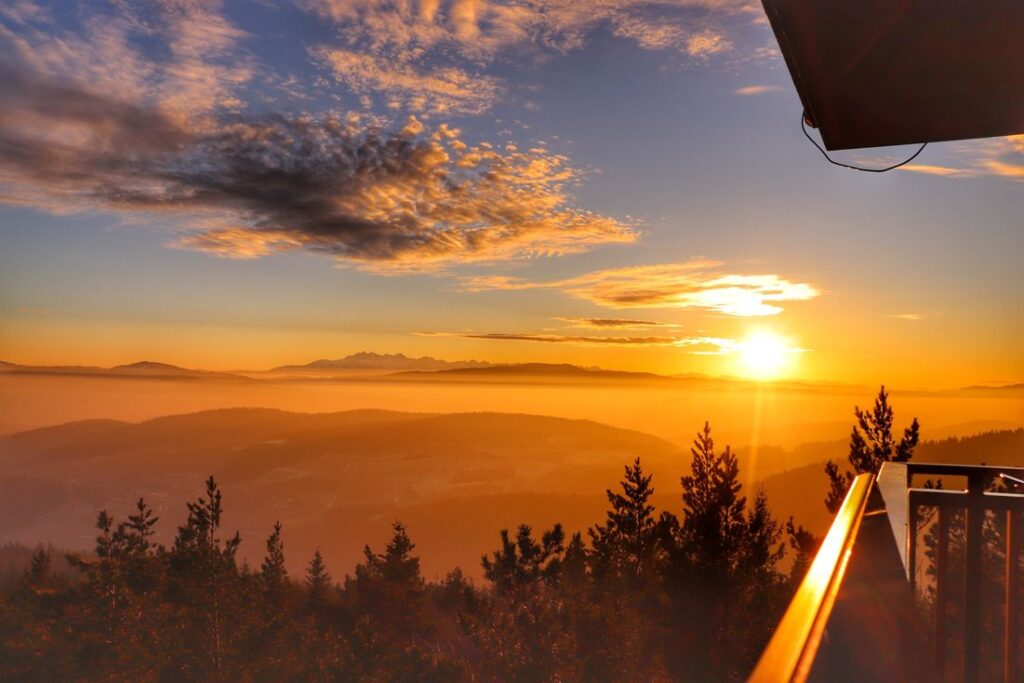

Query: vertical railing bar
[908,497,918,592]
[1006,509,1021,683]
[963,474,985,683]
[936,504,949,677]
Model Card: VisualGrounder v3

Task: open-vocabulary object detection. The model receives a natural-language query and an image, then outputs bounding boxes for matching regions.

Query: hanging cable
[801,111,928,173]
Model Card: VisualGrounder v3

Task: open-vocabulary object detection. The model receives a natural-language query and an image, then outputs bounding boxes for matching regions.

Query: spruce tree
[305,549,331,606]
[824,385,920,512]
[562,532,588,585]
[23,547,52,594]
[260,521,288,602]
[680,421,746,577]
[588,457,664,581]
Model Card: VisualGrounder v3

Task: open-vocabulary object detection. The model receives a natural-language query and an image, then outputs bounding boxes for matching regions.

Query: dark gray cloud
[0,22,634,271]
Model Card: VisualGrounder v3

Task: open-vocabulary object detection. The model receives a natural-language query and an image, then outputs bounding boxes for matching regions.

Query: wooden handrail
[748,473,875,683]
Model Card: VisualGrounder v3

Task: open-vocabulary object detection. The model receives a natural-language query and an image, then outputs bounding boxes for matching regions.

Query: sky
[0,0,1021,388]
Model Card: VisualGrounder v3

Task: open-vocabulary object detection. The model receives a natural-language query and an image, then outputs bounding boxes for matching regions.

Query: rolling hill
[2,407,1018,579]
[0,408,685,578]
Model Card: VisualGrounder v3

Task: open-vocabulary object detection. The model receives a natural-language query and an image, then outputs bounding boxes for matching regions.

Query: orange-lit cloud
[462,260,819,316]
[0,34,634,272]
[312,46,501,115]
[899,136,1024,181]
[417,330,747,353]
[421,331,685,346]
[300,0,759,64]
[554,317,680,329]
[734,85,781,96]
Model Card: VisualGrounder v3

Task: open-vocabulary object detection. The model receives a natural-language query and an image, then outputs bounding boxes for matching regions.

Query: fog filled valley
[2,365,1021,579]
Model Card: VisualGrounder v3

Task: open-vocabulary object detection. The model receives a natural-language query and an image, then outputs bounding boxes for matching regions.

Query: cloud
[983,160,1024,178]
[734,84,781,96]
[898,164,973,177]
[0,46,634,271]
[899,136,1024,182]
[462,260,819,316]
[430,332,685,346]
[300,0,761,68]
[0,0,252,129]
[554,317,680,329]
[312,46,501,115]
[685,29,731,57]
[418,330,737,348]
[888,313,923,321]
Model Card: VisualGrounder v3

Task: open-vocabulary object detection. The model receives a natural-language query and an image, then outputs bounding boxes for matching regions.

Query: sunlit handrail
[748,473,875,683]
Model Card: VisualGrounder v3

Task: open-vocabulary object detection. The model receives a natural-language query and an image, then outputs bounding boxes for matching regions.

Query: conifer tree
[680,421,746,577]
[824,385,919,512]
[260,521,288,602]
[117,498,158,557]
[354,522,426,639]
[588,458,663,580]
[115,498,159,591]
[168,476,242,678]
[305,548,331,606]
[22,547,52,594]
[482,523,565,593]
[785,517,818,584]
[561,532,588,585]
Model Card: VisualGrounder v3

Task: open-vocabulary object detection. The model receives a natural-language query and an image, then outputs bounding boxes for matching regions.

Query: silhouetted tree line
[0,420,808,682]
[0,389,932,682]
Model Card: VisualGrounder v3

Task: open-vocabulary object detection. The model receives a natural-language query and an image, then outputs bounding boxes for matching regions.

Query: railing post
[908,499,918,590]
[935,505,949,676]
[963,473,985,683]
[1006,509,1021,683]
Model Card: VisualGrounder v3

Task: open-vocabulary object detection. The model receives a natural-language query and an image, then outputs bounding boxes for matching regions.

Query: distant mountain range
[390,362,671,382]
[269,351,492,373]
[0,360,251,382]
[2,354,1021,392]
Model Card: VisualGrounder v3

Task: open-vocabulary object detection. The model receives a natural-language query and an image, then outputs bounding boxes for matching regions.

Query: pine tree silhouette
[824,385,920,513]
[589,457,664,580]
[482,523,565,593]
[260,521,288,601]
[305,548,331,606]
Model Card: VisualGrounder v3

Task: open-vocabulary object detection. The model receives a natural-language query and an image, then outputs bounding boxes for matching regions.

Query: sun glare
[736,331,797,380]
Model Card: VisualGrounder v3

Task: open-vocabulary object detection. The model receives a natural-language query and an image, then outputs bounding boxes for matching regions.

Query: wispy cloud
[421,331,685,346]
[899,135,1024,181]
[734,84,781,96]
[295,0,765,121]
[553,317,680,329]
[888,313,924,321]
[312,46,501,115]
[463,260,819,316]
[301,0,761,70]
[418,330,739,350]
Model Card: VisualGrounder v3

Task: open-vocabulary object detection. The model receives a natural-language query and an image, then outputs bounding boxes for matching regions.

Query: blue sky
[0,0,1021,386]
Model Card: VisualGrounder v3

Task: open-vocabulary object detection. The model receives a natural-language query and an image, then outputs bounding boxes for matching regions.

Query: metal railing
[751,462,1024,682]
[748,473,875,683]
[877,462,1024,683]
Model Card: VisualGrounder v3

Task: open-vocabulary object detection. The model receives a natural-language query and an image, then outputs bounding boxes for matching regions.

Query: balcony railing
[750,462,1024,683]
[749,473,874,683]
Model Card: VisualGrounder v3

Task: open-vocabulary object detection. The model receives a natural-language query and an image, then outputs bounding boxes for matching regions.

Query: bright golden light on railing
[748,473,874,683]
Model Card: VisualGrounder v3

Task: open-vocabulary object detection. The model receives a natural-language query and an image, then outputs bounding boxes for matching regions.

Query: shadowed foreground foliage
[1,423,812,682]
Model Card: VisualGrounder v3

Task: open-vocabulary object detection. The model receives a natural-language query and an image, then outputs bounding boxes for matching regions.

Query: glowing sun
[736,331,797,380]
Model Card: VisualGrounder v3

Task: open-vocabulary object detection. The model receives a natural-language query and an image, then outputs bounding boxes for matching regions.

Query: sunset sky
[1,0,1021,388]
